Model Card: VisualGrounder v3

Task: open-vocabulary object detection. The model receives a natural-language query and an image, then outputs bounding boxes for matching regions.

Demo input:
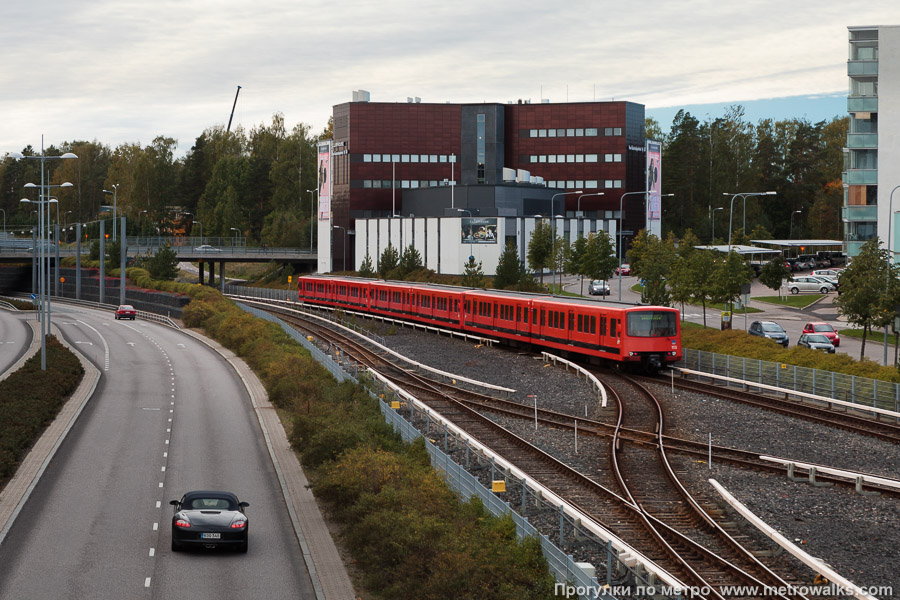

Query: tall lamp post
[549,191,582,293]
[306,189,317,252]
[457,209,473,265]
[882,185,900,365]
[230,227,241,248]
[102,184,119,240]
[711,207,724,242]
[333,225,346,272]
[577,192,604,215]
[616,191,674,301]
[724,191,777,253]
[789,210,802,239]
[194,221,202,244]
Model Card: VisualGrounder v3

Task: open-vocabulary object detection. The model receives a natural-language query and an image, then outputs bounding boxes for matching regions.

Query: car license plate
[201,533,221,539]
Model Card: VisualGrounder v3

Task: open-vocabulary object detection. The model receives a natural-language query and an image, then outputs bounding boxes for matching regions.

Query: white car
[812,269,843,278]
[782,276,836,295]
[193,244,222,252]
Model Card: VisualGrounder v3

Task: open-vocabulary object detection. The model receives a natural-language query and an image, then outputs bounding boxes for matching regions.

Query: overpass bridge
[0,236,319,280]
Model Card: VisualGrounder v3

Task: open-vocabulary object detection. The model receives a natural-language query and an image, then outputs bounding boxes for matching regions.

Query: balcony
[848,97,878,112]
[843,169,877,185]
[842,205,878,221]
[847,133,878,148]
[848,60,878,76]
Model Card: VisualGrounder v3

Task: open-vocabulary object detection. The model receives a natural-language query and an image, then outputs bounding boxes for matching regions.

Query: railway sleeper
[751,544,785,558]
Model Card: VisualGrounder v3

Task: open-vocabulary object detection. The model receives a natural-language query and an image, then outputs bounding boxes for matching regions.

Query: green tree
[378,244,400,279]
[493,241,522,290]
[399,244,423,278]
[358,253,376,278]
[106,238,121,267]
[146,244,180,280]
[711,251,754,310]
[567,235,589,295]
[461,257,484,289]
[687,249,718,327]
[526,220,553,286]
[759,256,791,297]
[835,239,892,359]
[668,230,700,315]
[582,231,618,292]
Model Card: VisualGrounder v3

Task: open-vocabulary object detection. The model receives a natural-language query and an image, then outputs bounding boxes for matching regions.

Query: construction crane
[226,85,242,133]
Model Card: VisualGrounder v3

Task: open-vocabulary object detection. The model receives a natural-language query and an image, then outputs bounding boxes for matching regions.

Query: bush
[0,337,84,483]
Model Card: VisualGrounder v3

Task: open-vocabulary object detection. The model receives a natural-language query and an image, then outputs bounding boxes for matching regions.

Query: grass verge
[753,294,830,308]
[0,336,84,487]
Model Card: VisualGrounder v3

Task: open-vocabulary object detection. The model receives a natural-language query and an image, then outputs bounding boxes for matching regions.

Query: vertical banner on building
[317,141,332,221]
[646,140,662,238]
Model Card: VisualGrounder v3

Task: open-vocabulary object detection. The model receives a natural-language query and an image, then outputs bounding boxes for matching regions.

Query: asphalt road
[0,308,31,374]
[566,273,896,366]
[0,306,316,600]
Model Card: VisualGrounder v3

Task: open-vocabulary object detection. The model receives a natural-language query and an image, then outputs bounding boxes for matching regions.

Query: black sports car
[170,490,249,553]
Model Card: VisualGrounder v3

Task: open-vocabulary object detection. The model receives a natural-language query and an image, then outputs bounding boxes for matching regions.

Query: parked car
[797,333,836,353]
[802,322,840,347]
[782,276,836,295]
[810,273,840,293]
[615,264,631,276]
[748,320,789,347]
[193,244,222,252]
[812,269,844,278]
[588,279,610,296]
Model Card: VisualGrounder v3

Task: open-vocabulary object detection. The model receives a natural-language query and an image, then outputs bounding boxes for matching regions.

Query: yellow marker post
[491,480,506,493]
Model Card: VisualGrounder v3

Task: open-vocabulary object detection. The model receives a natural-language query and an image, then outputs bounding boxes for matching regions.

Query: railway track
[252,301,820,598]
[634,374,900,445]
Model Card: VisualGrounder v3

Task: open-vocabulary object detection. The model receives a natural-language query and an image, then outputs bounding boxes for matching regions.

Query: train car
[297,274,681,371]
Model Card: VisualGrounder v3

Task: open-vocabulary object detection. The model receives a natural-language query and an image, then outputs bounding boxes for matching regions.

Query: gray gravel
[382,324,899,594]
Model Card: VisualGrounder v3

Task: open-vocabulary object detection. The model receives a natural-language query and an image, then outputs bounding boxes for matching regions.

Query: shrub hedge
[0,336,84,484]
[171,286,556,599]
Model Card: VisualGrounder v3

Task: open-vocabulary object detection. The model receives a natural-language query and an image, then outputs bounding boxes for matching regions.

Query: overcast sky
[2,1,898,157]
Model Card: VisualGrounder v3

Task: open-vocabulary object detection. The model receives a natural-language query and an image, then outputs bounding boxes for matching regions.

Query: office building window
[363,180,372,188]
[549,154,557,164]
[605,154,613,162]
[614,127,622,136]
[566,128,575,136]
[576,180,584,188]
[557,154,565,163]
[575,128,584,136]
[605,180,613,188]
[557,128,565,137]
[614,153,622,162]
[430,155,438,163]
[538,129,547,137]
[605,128,613,136]
[530,129,538,137]
[586,180,598,188]
[410,154,419,163]
[539,155,547,163]
[440,155,448,162]
[363,154,372,162]
[401,154,409,162]
[614,180,623,188]
[566,154,575,162]
[392,154,400,162]
[410,180,419,188]
[586,128,598,136]
[382,154,391,162]
[530,155,538,163]
[372,154,381,162]
[548,129,557,137]
[586,154,598,162]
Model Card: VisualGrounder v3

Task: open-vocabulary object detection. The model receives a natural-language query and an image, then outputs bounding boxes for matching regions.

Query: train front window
[627,311,677,337]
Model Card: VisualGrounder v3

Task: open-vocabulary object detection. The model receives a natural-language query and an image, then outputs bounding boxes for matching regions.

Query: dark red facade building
[329,98,646,268]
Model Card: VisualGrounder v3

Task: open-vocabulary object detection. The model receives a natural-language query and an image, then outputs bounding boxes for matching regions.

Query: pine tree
[493,241,522,289]
[378,244,400,279]
[147,244,180,280]
[358,253,376,278]
[461,257,484,289]
[399,244,423,278]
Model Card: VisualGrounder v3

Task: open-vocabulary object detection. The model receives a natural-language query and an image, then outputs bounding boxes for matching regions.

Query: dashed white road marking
[156,501,161,509]
[144,577,151,588]
[149,548,155,557]
[152,523,158,531]
[76,320,110,371]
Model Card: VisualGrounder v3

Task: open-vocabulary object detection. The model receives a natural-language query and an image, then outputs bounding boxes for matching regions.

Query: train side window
[516,306,521,322]
[591,316,596,334]
[577,314,583,332]
[611,318,617,337]
[569,313,574,330]
[540,309,545,326]
[493,303,497,318]
[523,307,529,323]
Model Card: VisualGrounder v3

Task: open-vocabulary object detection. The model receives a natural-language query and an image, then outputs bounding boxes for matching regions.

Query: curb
[0,320,101,547]
[177,328,355,600]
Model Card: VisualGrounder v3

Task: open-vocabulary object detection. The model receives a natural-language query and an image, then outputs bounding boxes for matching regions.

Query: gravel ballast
[379,324,899,593]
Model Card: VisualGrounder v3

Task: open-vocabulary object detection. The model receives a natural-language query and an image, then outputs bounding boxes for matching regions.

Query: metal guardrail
[5,294,179,329]
[542,351,609,407]
[231,300,674,599]
[679,348,900,413]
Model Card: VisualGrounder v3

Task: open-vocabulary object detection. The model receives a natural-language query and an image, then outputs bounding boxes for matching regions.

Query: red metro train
[297,275,682,371]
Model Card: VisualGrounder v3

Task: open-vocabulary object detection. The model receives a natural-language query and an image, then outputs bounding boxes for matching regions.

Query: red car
[616,263,632,276]
[115,304,136,320]
[802,322,839,347]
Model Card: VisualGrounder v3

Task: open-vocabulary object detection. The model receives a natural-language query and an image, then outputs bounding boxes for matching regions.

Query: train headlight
[629,352,635,356]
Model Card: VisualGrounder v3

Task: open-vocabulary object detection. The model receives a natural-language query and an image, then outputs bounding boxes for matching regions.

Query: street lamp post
[102,184,119,240]
[230,227,241,248]
[577,192,604,215]
[882,185,900,366]
[789,210,802,239]
[457,209,473,266]
[615,191,674,301]
[724,192,777,253]
[306,189,316,252]
[549,191,582,293]
[711,207,724,241]
[194,221,202,244]
[333,225,346,272]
